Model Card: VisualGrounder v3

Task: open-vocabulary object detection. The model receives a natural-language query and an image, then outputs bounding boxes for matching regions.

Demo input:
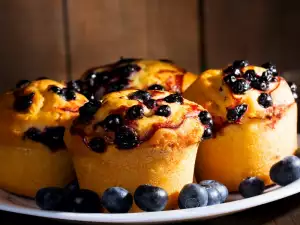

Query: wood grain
[67,0,200,79]
[0,0,67,91]
[203,0,300,72]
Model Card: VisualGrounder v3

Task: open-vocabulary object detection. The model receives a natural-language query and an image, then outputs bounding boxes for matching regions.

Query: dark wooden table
[1,193,300,225]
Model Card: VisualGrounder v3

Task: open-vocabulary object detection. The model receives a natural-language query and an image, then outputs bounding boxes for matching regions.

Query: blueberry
[293,92,298,100]
[114,126,139,149]
[88,137,106,153]
[178,183,208,209]
[101,187,133,213]
[164,93,183,104]
[198,111,213,126]
[79,101,101,120]
[232,60,249,68]
[128,90,151,102]
[35,187,66,211]
[148,84,165,91]
[65,179,80,192]
[67,80,82,93]
[155,105,171,117]
[257,93,273,108]
[261,62,278,76]
[251,80,269,91]
[116,64,141,76]
[126,105,144,120]
[48,85,62,94]
[103,114,123,131]
[23,127,42,142]
[223,74,237,84]
[288,82,297,92]
[223,66,241,76]
[106,81,127,93]
[134,185,168,212]
[63,89,76,101]
[239,177,265,198]
[202,127,213,140]
[270,156,300,186]
[42,126,66,150]
[231,79,250,94]
[199,180,228,203]
[16,80,30,89]
[81,89,95,101]
[227,104,248,122]
[13,92,35,112]
[144,99,157,109]
[64,189,101,213]
[204,186,221,206]
[243,70,257,82]
[260,70,273,82]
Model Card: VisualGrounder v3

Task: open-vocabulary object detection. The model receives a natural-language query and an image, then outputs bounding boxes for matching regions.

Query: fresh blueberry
[67,80,83,93]
[114,126,139,149]
[288,82,297,92]
[63,89,76,101]
[260,70,273,82]
[103,114,123,131]
[178,183,208,209]
[202,127,213,140]
[230,79,250,94]
[203,186,221,206]
[64,189,101,213]
[293,92,298,100]
[65,179,80,192]
[79,101,101,120]
[128,90,151,102]
[101,187,133,213]
[164,93,183,104]
[227,104,248,122]
[243,70,257,82]
[270,156,300,186]
[13,92,35,112]
[88,137,106,153]
[148,84,165,91]
[144,99,157,109]
[126,105,144,120]
[223,74,237,84]
[232,60,249,68]
[261,62,278,76]
[223,66,241,76]
[155,105,171,117]
[239,177,265,198]
[198,111,213,126]
[23,127,42,142]
[35,187,66,211]
[199,180,228,203]
[42,126,66,150]
[251,80,269,91]
[257,93,273,108]
[48,85,62,94]
[134,184,168,212]
[16,80,30,89]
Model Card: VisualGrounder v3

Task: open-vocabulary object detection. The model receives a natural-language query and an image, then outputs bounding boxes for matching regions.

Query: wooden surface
[1,192,300,225]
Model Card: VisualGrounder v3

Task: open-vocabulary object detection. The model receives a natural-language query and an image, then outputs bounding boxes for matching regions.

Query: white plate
[1,136,300,224]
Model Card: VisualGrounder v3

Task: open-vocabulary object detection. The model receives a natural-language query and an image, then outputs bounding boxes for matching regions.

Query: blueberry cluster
[23,126,66,151]
[226,104,248,123]
[288,82,298,100]
[13,92,35,112]
[223,60,278,94]
[48,85,76,101]
[198,111,213,140]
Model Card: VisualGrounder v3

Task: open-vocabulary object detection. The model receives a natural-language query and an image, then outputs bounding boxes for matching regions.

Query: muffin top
[69,58,198,100]
[68,90,211,153]
[183,60,296,128]
[0,78,88,150]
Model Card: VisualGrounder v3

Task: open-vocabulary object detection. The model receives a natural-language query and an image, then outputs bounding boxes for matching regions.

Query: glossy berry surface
[88,137,106,153]
[178,183,208,209]
[101,187,133,213]
[226,104,248,122]
[64,189,101,213]
[63,89,76,101]
[155,105,171,117]
[260,70,273,82]
[16,80,30,89]
[288,82,297,92]
[128,90,151,102]
[243,70,257,82]
[261,62,278,76]
[14,92,35,112]
[42,126,66,150]
[202,128,213,140]
[144,99,157,109]
[270,156,300,186]
[103,114,123,131]
[257,93,273,108]
[134,184,168,212]
[239,177,265,198]
[48,85,62,94]
[114,126,139,149]
[204,186,221,206]
[223,66,241,76]
[24,127,42,142]
[199,180,228,203]
[126,105,144,120]
[148,84,165,91]
[230,79,250,94]
[251,80,269,91]
[67,80,82,93]
[79,101,101,120]
[164,93,183,104]
[232,60,249,68]
[198,111,213,126]
[223,74,237,84]
[35,187,66,211]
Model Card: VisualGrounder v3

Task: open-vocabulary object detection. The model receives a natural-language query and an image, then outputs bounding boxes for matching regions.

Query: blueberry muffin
[184,60,298,191]
[64,89,211,211]
[0,79,88,197]
[68,58,198,100]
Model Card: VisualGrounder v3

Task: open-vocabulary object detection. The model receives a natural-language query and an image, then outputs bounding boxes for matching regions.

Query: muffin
[64,89,212,211]
[68,58,198,100]
[0,79,88,197]
[184,60,298,191]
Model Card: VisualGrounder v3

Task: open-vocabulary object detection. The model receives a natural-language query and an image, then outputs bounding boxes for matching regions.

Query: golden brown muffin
[64,89,211,212]
[184,60,298,191]
[0,79,88,197]
[71,58,198,100]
